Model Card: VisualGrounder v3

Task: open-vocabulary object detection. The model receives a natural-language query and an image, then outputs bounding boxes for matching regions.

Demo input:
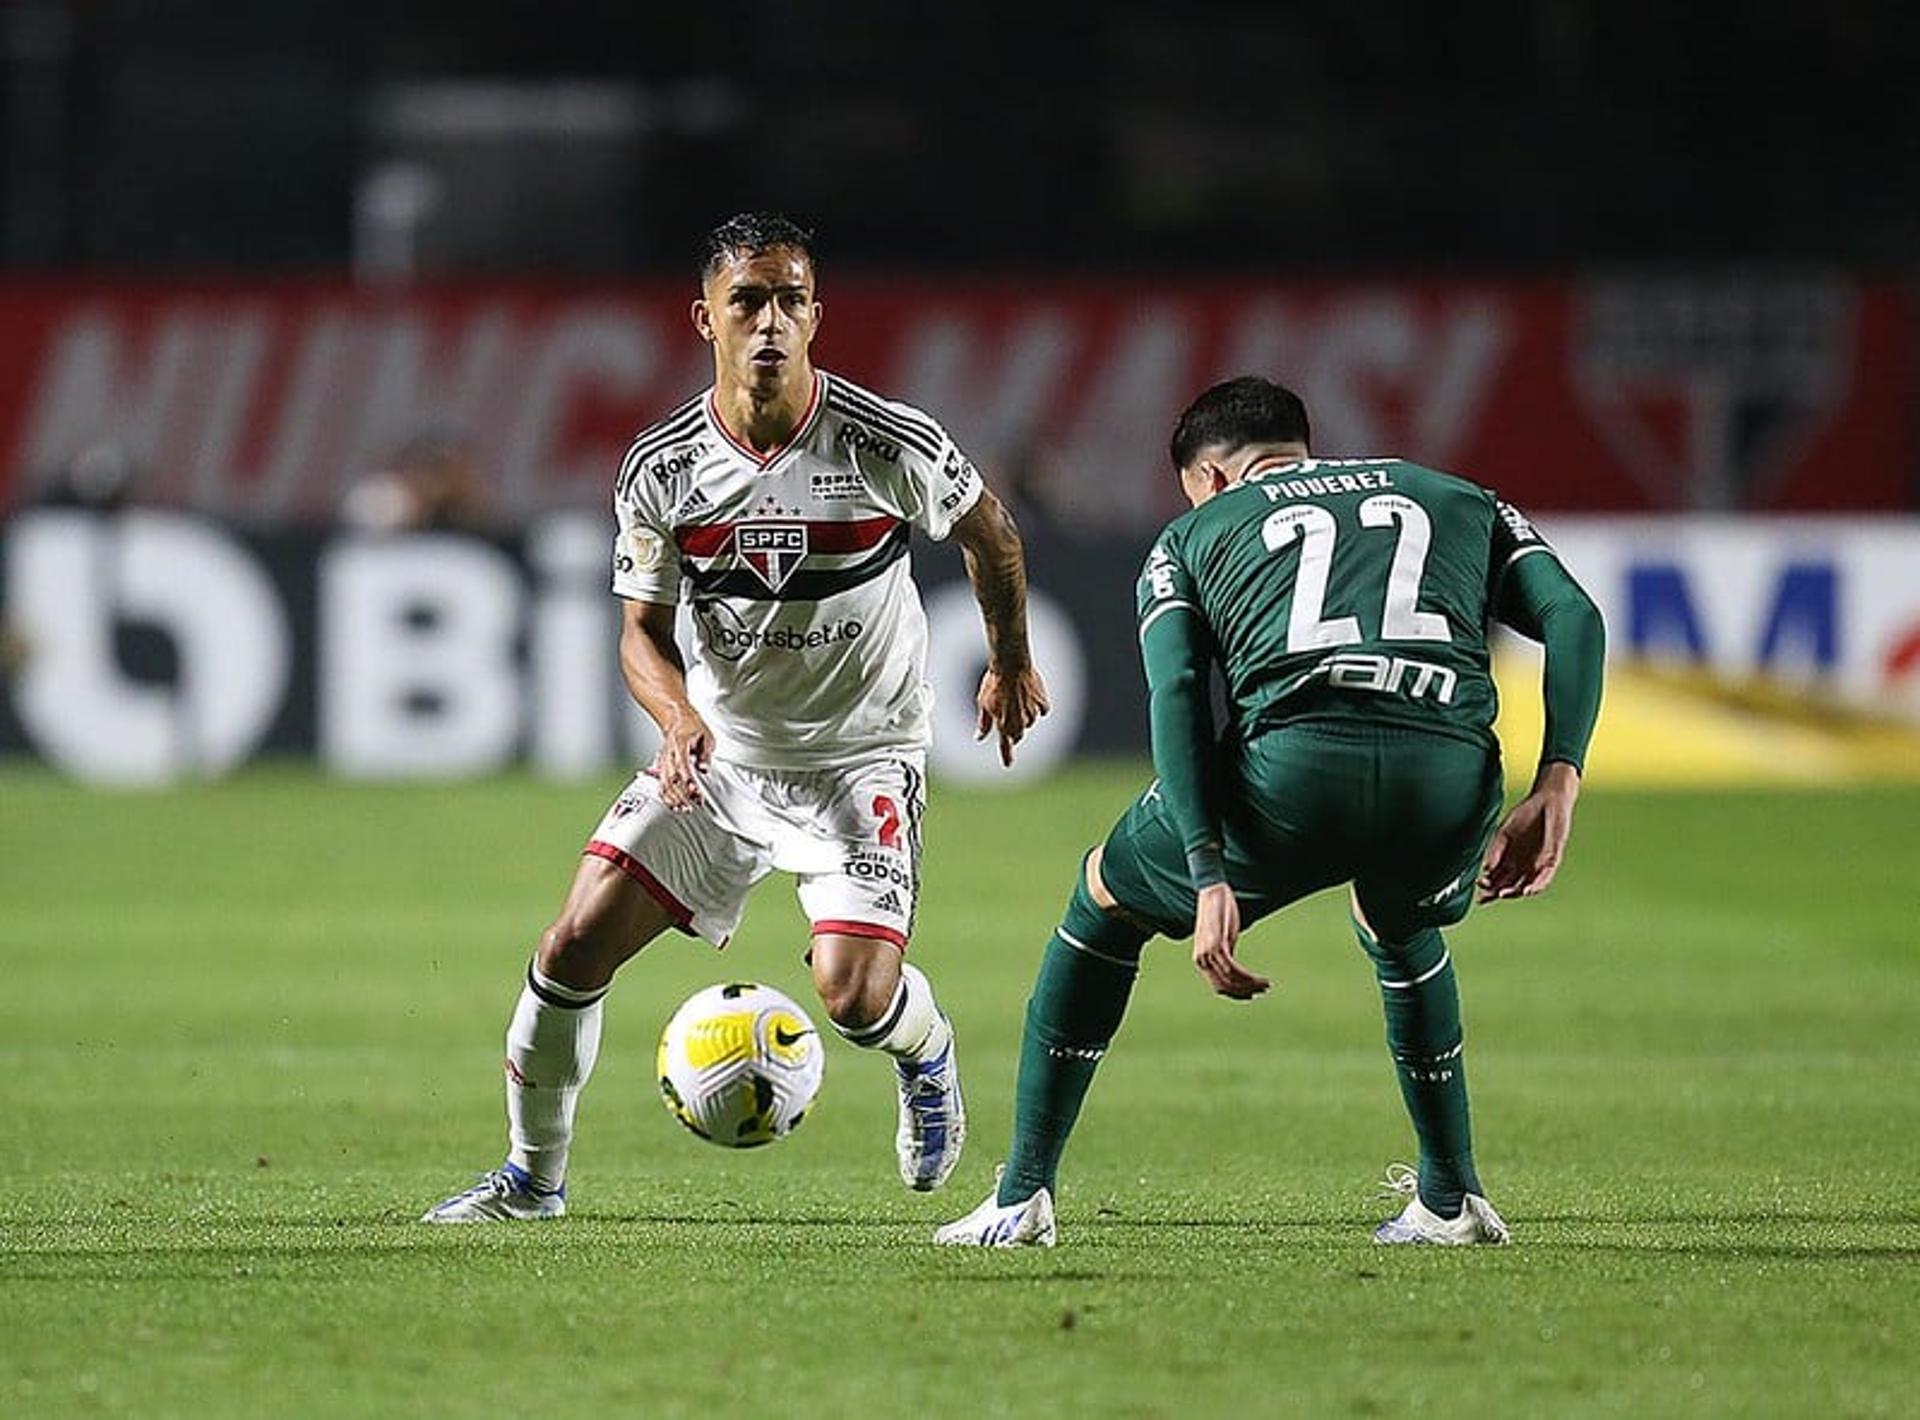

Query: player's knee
[1355,922,1446,982]
[1059,874,1149,969]
[810,946,898,1030]
[535,909,626,990]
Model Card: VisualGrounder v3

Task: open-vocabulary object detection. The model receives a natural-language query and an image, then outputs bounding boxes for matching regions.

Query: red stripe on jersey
[706,373,823,467]
[674,514,902,558]
[810,919,909,950]
[584,841,694,928]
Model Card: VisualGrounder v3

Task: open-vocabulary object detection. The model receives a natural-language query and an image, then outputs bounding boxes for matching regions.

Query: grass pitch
[2,764,1916,1417]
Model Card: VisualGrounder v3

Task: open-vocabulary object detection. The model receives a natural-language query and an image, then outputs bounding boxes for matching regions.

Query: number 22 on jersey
[1260,495,1451,653]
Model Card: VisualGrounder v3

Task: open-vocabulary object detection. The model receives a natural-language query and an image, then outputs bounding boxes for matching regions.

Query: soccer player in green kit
[937,376,1605,1248]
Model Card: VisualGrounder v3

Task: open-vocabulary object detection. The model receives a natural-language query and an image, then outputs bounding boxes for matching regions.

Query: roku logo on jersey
[835,422,902,463]
[646,443,708,484]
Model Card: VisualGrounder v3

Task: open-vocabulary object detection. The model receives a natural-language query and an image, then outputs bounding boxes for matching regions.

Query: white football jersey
[610,369,984,769]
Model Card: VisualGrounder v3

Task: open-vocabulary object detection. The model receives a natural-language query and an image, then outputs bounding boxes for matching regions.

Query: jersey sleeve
[1136,532,1227,889]
[1487,496,1562,594]
[611,479,682,605]
[1489,497,1606,773]
[874,421,984,542]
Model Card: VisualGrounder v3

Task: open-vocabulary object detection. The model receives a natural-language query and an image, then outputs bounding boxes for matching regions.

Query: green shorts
[1097,723,1504,945]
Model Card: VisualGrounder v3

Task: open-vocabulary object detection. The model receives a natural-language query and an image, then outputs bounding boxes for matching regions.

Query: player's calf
[814,943,966,1191]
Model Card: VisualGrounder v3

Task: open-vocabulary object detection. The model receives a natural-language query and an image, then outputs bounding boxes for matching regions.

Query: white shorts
[584,754,927,950]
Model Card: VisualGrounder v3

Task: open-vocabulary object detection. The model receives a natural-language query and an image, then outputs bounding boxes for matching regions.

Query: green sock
[999,882,1146,1205]
[1354,920,1482,1216]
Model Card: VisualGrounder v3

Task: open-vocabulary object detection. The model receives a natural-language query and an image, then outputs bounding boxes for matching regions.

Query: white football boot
[1372,1162,1509,1245]
[895,1020,966,1191]
[933,1168,1057,1248]
[421,1162,566,1223]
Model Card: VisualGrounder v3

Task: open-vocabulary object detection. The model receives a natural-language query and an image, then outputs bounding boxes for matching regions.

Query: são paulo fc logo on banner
[1572,278,1853,510]
[738,524,808,591]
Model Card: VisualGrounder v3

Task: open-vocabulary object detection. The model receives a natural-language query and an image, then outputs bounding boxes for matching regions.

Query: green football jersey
[1136,456,1557,747]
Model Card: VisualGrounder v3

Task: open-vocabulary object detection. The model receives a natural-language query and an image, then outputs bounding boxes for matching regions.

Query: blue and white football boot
[933,1167,1057,1248]
[421,1162,566,1224]
[895,1019,966,1191]
[1372,1162,1509,1245]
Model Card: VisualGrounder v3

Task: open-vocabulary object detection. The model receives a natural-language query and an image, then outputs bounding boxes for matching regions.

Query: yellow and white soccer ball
[656,982,825,1148]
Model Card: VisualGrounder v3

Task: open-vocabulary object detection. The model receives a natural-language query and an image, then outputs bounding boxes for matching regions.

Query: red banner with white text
[0,276,1909,527]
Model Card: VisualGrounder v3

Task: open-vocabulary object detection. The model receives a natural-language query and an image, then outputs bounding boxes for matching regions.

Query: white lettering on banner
[1218,298,1301,381]
[15,304,676,522]
[898,311,1080,460]
[338,310,519,506]
[496,310,661,515]
[19,314,199,498]
[9,294,1516,527]
[519,512,670,777]
[1409,301,1509,462]
[1057,308,1194,526]
[923,583,1087,785]
[257,312,355,519]
[1298,297,1510,463]
[528,516,618,779]
[320,536,524,777]
[6,510,289,783]
[185,313,269,511]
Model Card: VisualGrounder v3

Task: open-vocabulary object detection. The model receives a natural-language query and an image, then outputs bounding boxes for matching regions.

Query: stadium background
[3,3,1916,786]
[3,6,1918,1417]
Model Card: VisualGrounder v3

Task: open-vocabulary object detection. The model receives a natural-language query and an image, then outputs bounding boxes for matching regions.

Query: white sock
[504,964,605,1192]
[834,961,949,1064]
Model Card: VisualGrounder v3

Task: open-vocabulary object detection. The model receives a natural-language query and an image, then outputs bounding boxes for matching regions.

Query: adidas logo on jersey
[673,486,714,520]
[873,890,905,916]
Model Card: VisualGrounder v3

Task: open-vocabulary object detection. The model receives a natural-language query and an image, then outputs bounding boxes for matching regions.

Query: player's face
[693,247,822,398]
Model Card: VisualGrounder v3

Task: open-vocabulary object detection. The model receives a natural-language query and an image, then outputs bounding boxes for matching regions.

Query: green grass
[2,764,1916,1418]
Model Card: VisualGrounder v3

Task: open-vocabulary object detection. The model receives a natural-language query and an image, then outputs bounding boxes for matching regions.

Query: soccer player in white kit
[425,214,1050,1221]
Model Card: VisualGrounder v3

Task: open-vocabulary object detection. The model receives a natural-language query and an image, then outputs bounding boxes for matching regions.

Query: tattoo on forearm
[964,500,1031,667]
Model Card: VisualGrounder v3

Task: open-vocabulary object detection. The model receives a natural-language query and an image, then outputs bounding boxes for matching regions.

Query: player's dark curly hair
[1169,376,1311,472]
[699,212,816,280]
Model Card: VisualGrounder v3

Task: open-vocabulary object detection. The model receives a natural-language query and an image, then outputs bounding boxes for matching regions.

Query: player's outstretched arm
[951,489,1049,766]
[619,599,713,809]
[1483,540,1606,901]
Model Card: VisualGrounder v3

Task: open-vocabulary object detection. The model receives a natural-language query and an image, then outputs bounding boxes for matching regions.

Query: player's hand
[1478,761,1581,902]
[654,708,715,811]
[975,662,1051,767]
[1191,883,1269,1000]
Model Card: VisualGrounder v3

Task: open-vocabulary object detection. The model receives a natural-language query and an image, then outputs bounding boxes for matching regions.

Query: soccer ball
[656,982,825,1148]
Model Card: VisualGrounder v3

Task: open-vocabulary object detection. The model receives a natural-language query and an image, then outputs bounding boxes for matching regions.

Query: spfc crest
[1573,279,1852,510]
[737,524,808,592]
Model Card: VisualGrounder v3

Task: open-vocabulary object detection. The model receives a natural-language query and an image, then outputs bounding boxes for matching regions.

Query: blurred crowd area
[3,2,1916,274]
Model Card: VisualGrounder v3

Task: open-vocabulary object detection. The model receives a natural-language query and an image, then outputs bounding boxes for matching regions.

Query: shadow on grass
[1541,1242,1920,1262]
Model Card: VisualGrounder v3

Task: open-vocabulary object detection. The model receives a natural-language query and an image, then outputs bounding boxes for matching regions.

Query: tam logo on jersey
[736,524,809,592]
